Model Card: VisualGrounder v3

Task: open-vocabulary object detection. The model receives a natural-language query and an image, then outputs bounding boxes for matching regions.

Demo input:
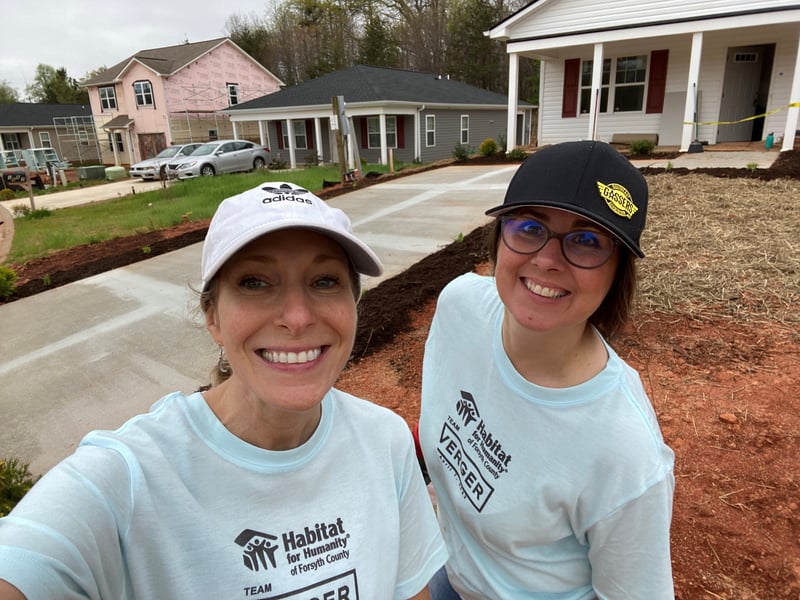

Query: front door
[138,133,167,162]
[717,46,772,142]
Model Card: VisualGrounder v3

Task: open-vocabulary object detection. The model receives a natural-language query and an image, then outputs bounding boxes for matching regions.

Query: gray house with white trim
[224,64,534,169]
[490,0,800,152]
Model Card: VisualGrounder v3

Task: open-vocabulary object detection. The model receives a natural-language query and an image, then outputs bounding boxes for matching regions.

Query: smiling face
[494,206,619,337]
[204,229,357,419]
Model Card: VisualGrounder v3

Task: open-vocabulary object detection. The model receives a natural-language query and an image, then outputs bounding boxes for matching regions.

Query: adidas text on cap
[485,141,648,258]
[201,182,383,291]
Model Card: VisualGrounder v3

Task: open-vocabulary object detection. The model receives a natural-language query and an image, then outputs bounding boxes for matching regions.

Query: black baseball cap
[485,140,648,258]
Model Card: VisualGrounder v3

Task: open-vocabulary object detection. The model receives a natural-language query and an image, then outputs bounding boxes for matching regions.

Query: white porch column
[231,121,239,140]
[258,120,267,147]
[588,43,605,140]
[681,32,704,151]
[314,117,323,163]
[26,129,36,148]
[379,114,388,164]
[415,107,423,160]
[506,53,520,150]
[781,32,800,151]
[125,129,135,165]
[286,119,297,169]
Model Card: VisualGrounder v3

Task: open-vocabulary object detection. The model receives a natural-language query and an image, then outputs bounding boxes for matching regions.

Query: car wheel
[253,157,266,170]
[200,164,215,177]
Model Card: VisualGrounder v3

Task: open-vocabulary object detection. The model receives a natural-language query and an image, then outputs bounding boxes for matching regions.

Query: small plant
[746,162,759,171]
[0,265,17,300]
[479,138,498,157]
[452,144,470,162]
[0,457,38,517]
[41,274,52,286]
[629,139,656,157]
[0,189,14,201]
[506,147,528,161]
[141,246,152,255]
[665,161,673,171]
[11,204,30,217]
[22,208,53,221]
[455,232,464,243]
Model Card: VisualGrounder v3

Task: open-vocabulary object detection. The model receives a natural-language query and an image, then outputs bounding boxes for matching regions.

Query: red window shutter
[397,116,405,148]
[276,122,284,150]
[360,118,368,148]
[646,50,669,114]
[305,120,314,149]
[562,58,580,118]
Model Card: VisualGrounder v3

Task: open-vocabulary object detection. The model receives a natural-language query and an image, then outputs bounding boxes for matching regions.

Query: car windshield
[156,147,182,158]
[190,144,218,156]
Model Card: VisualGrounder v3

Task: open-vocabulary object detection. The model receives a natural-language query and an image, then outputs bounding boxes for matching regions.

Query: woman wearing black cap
[417,141,675,599]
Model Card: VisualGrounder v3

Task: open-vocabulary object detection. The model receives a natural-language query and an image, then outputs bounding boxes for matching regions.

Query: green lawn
[5,164,402,265]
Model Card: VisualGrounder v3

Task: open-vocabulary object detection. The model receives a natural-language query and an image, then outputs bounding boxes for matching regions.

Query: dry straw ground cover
[640,174,800,326]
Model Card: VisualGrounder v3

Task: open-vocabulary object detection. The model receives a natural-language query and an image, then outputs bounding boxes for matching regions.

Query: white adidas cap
[201,182,383,290]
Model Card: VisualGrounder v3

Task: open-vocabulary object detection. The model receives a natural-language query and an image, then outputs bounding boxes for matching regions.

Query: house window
[426,115,435,147]
[79,131,89,146]
[227,83,239,106]
[2,133,21,150]
[460,115,469,145]
[367,116,397,149]
[208,129,219,141]
[282,121,308,150]
[99,86,117,110]
[39,132,52,147]
[580,55,647,113]
[107,132,123,152]
[133,81,154,107]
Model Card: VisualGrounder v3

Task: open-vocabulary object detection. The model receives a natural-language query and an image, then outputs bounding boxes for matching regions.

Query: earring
[218,346,231,375]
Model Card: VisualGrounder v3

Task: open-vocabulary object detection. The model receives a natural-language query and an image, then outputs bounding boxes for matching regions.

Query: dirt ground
[4,151,800,598]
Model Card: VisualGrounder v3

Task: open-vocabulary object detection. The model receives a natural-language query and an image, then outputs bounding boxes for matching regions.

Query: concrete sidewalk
[0,165,516,475]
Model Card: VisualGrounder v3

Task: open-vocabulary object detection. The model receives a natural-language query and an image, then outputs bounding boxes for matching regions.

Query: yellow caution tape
[683,101,800,126]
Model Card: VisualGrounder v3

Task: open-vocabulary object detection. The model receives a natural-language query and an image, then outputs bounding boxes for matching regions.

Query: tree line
[0,0,539,105]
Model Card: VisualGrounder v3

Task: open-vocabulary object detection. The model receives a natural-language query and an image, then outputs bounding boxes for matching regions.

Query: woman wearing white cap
[417,141,675,599]
[0,182,448,599]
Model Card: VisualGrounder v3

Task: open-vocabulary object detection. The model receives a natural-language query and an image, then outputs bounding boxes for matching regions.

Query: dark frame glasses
[499,215,618,269]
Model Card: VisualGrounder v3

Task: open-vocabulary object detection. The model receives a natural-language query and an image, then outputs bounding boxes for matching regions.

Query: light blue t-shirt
[0,389,447,599]
[420,273,675,599]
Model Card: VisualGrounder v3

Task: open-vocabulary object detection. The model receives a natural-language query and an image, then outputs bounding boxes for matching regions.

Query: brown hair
[486,218,637,339]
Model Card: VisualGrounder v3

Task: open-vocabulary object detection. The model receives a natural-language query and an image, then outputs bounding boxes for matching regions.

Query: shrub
[0,189,14,201]
[506,147,528,161]
[452,144,470,162]
[0,458,38,517]
[630,139,655,157]
[479,138,498,157]
[0,265,17,300]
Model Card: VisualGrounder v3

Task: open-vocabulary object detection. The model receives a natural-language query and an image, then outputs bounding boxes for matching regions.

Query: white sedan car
[129,143,203,180]
[165,140,270,180]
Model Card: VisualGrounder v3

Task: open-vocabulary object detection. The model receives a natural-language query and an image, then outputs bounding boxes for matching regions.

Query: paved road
[0,165,517,475]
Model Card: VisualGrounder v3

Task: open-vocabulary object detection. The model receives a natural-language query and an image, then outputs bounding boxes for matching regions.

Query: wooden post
[331,96,347,183]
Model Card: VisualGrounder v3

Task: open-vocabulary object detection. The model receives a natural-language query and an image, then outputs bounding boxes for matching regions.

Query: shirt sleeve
[588,474,675,599]
[0,446,133,600]
[394,427,449,600]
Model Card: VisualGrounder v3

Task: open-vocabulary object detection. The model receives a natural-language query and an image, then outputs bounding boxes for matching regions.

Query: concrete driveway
[0,165,517,475]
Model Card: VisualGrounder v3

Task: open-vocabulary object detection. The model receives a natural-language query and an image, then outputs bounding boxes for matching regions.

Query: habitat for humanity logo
[437,391,513,513]
[235,518,350,575]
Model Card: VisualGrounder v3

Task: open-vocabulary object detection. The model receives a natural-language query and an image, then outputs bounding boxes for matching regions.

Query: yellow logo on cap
[596,181,638,219]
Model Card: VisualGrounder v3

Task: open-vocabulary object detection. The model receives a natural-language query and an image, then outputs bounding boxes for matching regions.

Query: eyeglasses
[499,215,618,269]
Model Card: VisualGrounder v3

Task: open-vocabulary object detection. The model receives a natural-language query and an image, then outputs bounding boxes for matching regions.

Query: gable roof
[229,64,528,110]
[81,38,230,86]
[0,103,93,127]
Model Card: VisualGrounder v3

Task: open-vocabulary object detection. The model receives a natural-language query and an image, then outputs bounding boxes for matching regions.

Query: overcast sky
[1,0,274,101]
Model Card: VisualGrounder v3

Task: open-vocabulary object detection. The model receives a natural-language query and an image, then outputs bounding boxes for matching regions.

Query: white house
[490,0,800,152]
